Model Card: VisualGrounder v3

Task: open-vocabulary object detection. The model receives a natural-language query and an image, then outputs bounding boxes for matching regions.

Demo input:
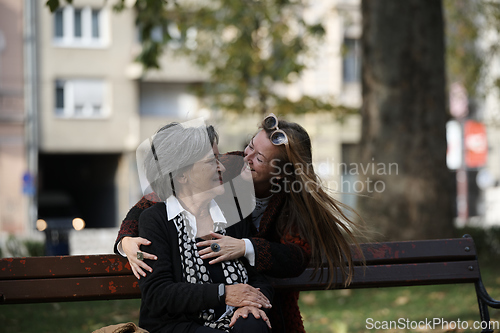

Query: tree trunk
[358,0,453,241]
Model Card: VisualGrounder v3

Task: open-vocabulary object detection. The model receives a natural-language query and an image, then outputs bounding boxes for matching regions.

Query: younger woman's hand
[121,236,157,279]
[196,232,245,264]
[229,306,272,329]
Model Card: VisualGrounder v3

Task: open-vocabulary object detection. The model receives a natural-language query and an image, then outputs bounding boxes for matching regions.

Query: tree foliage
[46,0,354,116]
[444,0,500,102]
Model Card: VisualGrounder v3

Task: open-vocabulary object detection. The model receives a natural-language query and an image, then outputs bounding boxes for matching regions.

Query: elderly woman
[136,122,273,333]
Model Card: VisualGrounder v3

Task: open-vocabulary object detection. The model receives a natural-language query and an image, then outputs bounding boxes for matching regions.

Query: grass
[299,262,500,333]
[1,299,141,333]
[2,263,499,332]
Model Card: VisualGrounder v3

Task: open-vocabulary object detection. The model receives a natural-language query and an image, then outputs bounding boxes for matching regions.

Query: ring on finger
[137,251,144,261]
[211,243,221,252]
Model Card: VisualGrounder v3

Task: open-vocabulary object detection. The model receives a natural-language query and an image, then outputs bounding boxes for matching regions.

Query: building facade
[0,0,28,246]
[2,0,367,254]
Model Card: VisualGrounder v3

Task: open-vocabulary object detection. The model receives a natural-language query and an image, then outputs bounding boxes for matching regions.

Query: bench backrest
[0,237,479,304]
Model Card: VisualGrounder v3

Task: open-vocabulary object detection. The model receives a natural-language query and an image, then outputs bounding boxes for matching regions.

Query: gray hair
[143,123,215,201]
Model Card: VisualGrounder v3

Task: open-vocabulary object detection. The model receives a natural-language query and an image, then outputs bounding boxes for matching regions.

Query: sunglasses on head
[263,113,289,146]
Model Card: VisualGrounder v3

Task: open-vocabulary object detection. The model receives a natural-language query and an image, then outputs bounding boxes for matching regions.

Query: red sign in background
[465,120,487,168]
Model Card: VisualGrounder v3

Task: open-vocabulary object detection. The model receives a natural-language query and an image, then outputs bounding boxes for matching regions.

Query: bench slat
[272,261,480,291]
[0,238,476,281]
[359,238,476,264]
[0,275,138,304]
[0,255,131,280]
[0,261,480,304]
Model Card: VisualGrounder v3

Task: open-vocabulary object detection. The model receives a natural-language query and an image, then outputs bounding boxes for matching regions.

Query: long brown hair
[262,118,365,287]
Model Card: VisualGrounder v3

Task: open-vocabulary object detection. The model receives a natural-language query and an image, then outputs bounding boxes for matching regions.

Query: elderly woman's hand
[224,284,272,309]
[196,232,246,264]
[121,236,157,279]
[229,306,272,329]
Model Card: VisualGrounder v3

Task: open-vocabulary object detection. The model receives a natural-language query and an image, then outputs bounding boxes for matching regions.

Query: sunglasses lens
[271,131,287,145]
[264,116,277,130]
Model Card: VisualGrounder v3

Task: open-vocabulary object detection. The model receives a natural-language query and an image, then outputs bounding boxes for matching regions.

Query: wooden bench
[1,235,499,332]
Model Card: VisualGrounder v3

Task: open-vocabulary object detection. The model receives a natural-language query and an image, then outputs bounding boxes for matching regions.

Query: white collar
[165,195,227,240]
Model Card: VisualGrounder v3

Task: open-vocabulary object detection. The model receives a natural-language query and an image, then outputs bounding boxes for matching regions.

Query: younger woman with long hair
[256,115,363,287]
[115,114,365,333]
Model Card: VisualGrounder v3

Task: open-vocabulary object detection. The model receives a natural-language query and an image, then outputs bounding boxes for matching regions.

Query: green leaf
[46,0,73,12]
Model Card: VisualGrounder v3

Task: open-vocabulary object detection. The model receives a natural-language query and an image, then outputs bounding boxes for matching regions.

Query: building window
[342,38,361,84]
[92,9,100,38]
[139,82,199,118]
[54,9,64,38]
[74,9,82,38]
[53,6,107,47]
[55,79,107,118]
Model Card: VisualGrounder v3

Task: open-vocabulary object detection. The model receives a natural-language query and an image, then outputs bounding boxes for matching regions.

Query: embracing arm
[197,231,311,279]
[250,233,311,278]
[113,194,158,254]
[114,194,158,278]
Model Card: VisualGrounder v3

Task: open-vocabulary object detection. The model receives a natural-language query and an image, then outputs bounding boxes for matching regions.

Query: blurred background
[0,0,499,259]
[3,1,500,332]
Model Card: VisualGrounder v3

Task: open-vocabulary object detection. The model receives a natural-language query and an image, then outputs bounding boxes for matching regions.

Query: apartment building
[37,0,137,236]
[0,0,366,254]
[32,0,222,254]
[0,0,27,239]
[37,0,362,222]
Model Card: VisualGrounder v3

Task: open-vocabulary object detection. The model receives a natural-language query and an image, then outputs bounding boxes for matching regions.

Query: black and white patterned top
[167,196,249,332]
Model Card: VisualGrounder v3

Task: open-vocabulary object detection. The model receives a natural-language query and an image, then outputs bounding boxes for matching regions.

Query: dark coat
[137,202,273,333]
